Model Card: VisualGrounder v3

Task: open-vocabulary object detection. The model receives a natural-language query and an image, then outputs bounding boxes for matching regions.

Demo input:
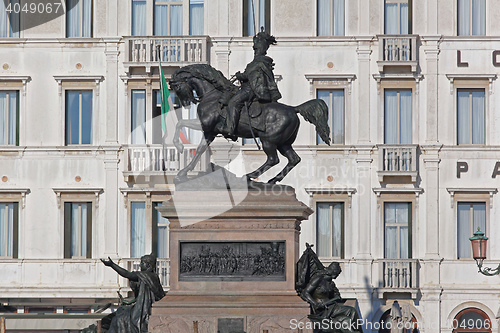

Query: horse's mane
[172,64,238,94]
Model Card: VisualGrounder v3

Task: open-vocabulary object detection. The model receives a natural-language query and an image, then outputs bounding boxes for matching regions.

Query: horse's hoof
[174,174,189,184]
[267,178,279,184]
[175,145,184,154]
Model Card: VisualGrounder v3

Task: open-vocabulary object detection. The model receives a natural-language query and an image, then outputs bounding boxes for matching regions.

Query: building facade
[0,0,499,331]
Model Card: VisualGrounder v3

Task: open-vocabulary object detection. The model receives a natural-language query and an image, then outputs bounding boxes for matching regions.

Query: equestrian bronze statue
[169,31,330,184]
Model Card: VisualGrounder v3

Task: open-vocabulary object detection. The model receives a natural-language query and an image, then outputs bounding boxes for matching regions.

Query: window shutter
[64,202,72,258]
[86,202,92,258]
[12,202,18,258]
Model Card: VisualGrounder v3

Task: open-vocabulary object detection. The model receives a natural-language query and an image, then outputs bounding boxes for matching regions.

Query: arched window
[379,308,419,333]
[453,308,491,333]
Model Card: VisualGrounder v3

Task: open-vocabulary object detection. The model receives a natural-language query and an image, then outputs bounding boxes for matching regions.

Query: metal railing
[126,144,209,173]
[379,145,417,172]
[380,259,418,289]
[125,258,170,288]
[378,35,418,62]
[126,36,209,64]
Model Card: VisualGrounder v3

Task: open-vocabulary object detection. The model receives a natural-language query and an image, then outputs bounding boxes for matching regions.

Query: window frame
[64,90,93,146]
[316,89,345,145]
[65,0,93,38]
[384,0,412,34]
[123,191,171,259]
[308,190,355,260]
[305,74,354,146]
[452,307,492,333]
[376,79,418,144]
[53,189,101,260]
[0,201,19,258]
[54,76,102,147]
[383,88,413,144]
[456,88,486,145]
[64,201,92,259]
[127,82,179,145]
[373,191,419,260]
[154,0,183,36]
[456,201,486,259]
[457,0,486,36]
[243,0,271,37]
[317,0,346,36]
[0,90,20,146]
[383,201,412,259]
[0,0,20,38]
[315,201,345,259]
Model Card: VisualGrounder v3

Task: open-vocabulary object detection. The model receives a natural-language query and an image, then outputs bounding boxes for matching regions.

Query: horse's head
[169,74,195,107]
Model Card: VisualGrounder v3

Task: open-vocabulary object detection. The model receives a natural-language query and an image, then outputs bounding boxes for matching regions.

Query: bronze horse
[169,64,330,184]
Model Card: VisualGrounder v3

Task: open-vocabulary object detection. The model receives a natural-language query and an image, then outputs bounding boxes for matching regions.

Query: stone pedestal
[150,185,313,333]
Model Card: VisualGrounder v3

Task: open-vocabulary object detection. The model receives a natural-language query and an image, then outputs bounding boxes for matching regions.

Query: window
[131,89,181,145]
[66,0,92,37]
[384,202,411,259]
[0,202,18,258]
[66,91,92,145]
[317,0,345,36]
[132,0,147,36]
[453,308,491,333]
[64,202,92,258]
[243,0,270,36]
[457,89,485,145]
[458,0,486,36]
[384,89,411,144]
[317,89,344,144]
[457,202,485,259]
[316,202,344,258]
[129,200,170,258]
[153,202,169,258]
[154,0,182,36]
[0,91,19,146]
[384,0,411,34]
[131,90,146,144]
[189,0,204,35]
[131,201,146,258]
[0,0,20,37]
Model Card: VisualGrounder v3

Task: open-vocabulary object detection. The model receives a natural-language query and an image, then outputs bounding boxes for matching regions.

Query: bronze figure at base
[296,244,363,333]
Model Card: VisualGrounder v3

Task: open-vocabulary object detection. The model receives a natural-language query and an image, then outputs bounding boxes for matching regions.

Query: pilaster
[356,42,372,144]
[104,38,121,144]
[421,36,442,144]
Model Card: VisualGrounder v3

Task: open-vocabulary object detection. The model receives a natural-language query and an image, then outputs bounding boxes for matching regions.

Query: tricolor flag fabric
[158,55,170,134]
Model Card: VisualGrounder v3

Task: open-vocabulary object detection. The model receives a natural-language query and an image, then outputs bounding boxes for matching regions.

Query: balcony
[377,35,418,72]
[377,144,418,183]
[379,259,419,297]
[124,258,170,288]
[123,144,210,182]
[124,36,209,73]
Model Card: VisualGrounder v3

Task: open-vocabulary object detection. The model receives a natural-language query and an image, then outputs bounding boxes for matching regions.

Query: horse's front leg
[175,134,215,183]
[173,119,203,154]
[245,141,279,181]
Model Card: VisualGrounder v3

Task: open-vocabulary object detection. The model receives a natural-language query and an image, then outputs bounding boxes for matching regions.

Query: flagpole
[157,45,167,171]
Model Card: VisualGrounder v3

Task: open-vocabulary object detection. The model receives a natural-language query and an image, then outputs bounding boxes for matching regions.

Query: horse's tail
[295,99,331,145]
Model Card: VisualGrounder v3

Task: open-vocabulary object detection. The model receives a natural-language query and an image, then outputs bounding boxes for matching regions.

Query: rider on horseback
[222,28,282,141]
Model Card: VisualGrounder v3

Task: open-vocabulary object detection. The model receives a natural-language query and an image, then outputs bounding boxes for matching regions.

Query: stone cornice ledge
[53,187,104,208]
[0,188,30,208]
[446,188,497,208]
[373,187,424,196]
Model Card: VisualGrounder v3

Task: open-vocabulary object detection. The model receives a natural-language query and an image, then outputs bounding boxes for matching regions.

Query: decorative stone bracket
[304,187,356,208]
[446,188,497,208]
[0,188,30,208]
[445,74,496,95]
[53,188,103,208]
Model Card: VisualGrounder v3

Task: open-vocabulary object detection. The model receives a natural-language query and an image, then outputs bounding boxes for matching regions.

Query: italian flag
[158,58,170,134]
